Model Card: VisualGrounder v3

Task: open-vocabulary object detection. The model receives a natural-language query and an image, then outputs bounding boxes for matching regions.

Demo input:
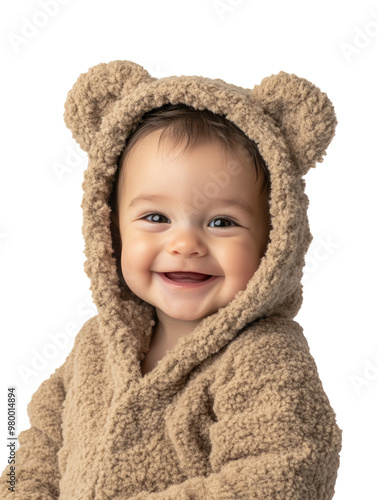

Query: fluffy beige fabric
[0,60,342,499]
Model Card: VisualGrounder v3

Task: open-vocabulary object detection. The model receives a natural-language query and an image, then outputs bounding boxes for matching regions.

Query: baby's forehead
[115,132,264,208]
[121,151,255,189]
[123,134,254,173]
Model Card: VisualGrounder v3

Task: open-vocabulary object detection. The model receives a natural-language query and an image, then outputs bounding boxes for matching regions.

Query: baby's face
[113,130,270,324]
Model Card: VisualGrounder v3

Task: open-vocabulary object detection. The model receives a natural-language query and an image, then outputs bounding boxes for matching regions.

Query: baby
[0,60,342,500]
[109,103,272,376]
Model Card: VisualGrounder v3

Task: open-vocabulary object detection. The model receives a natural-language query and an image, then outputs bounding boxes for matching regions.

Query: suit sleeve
[0,346,74,499]
[127,320,343,500]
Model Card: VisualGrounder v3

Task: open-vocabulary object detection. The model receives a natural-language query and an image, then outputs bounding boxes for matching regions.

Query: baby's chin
[147,299,204,319]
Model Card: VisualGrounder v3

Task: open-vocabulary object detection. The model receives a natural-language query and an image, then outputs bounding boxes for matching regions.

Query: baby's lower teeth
[180,278,204,283]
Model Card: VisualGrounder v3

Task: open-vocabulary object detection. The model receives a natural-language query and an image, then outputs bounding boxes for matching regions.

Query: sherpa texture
[0,60,342,499]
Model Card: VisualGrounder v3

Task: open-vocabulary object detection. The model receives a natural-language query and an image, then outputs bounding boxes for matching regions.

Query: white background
[1,0,376,498]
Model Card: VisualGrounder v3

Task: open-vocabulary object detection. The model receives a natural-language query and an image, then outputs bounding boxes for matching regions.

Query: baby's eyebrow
[128,194,168,209]
[128,194,254,215]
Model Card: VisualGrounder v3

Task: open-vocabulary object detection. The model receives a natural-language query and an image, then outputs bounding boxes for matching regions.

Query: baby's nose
[166,228,207,257]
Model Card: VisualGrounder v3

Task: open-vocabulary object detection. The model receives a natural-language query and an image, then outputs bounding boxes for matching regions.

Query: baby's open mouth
[164,272,213,283]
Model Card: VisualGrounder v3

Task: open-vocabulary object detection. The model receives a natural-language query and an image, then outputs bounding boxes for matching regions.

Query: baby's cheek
[123,236,154,271]
[229,240,260,280]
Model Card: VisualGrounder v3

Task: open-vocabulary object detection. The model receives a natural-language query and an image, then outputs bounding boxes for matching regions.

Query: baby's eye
[208,217,237,228]
[143,213,169,223]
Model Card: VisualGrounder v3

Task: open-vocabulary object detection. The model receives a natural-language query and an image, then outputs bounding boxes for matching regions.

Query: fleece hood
[63,60,337,387]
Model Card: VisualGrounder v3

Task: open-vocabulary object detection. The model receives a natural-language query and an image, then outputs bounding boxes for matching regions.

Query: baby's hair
[109,103,271,216]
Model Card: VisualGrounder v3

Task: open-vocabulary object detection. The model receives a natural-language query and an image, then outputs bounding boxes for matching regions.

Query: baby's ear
[63,60,155,153]
[251,71,337,175]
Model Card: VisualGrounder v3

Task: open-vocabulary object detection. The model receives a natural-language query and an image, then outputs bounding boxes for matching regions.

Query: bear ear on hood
[63,60,155,153]
[251,71,337,176]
